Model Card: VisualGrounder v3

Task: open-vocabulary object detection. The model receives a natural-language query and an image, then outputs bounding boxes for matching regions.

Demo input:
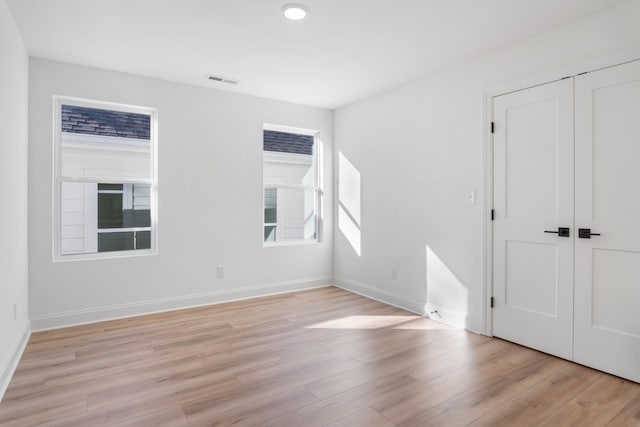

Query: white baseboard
[0,325,31,403]
[333,277,484,334]
[32,277,332,332]
[424,302,481,333]
[334,277,427,316]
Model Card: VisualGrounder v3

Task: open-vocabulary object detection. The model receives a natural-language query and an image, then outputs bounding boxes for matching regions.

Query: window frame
[262,123,322,247]
[53,96,159,262]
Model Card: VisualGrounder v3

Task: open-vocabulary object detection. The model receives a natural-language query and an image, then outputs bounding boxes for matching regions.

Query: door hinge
[491,297,495,308]
[491,209,495,221]
[491,122,495,133]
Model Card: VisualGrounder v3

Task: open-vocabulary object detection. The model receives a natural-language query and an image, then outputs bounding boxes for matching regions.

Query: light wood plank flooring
[1,287,638,426]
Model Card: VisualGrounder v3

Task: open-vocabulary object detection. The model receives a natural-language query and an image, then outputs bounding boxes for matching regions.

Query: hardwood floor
[1,286,638,426]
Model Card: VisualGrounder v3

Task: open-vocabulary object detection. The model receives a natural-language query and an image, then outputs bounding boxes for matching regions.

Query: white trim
[55,248,156,262]
[0,325,31,403]
[483,90,494,337]
[264,123,319,136]
[97,227,151,234]
[333,279,483,332]
[334,277,427,316]
[31,278,332,332]
[483,50,640,99]
[263,239,321,247]
[425,303,482,333]
[56,95,156,115]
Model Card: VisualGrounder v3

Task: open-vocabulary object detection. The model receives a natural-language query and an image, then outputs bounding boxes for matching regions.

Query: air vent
[205,74,238,85]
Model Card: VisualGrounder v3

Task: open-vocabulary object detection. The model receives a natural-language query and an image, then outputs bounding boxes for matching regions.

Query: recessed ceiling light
[282,3,308,20]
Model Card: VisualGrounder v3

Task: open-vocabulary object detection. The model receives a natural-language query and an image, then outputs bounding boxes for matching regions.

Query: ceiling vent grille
[206,74,238,85]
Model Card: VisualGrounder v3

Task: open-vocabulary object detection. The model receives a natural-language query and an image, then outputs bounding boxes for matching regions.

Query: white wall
[0,0,30,400]
[29,58,333,330]
[333,0,640,332]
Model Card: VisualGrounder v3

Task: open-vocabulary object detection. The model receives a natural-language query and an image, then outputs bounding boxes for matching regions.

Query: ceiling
[7,0,626,109]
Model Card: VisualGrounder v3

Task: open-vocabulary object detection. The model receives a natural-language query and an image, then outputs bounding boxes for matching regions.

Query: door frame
[481,52,640,336]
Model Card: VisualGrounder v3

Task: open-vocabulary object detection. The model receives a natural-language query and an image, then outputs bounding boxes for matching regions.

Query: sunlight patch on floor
[305,315,420,329]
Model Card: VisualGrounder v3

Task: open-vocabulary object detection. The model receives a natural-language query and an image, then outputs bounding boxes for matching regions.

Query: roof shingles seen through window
[264,130,313,155]
[62,105,151,140]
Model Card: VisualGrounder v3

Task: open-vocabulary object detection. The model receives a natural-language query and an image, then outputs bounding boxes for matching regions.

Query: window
[54,97,157,259]
[263,125,320,244]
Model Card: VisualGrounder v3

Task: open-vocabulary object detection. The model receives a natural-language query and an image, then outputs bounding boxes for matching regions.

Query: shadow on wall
[338,152,361,256]
[426,245,470,327]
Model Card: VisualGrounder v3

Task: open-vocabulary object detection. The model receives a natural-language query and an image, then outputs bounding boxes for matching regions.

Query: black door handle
[578,228,601,239]
[544,227,570,237]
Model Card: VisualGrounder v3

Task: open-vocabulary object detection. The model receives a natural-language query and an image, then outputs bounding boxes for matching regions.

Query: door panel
[504,99,559,220]
[592,80,640,222]
[493,79,574,360]
[505,240,558,316]
[592,249,640,337]
[574,60,640,382]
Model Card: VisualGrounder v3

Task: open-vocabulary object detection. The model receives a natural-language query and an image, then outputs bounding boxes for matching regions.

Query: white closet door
[492,79,575,360]
[574,60,640,382]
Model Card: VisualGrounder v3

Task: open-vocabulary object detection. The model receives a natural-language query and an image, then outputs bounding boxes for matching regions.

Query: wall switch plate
[13,302,17,320]
[466,190,476,205]
[391,268,397,280]
[216,265,225,278]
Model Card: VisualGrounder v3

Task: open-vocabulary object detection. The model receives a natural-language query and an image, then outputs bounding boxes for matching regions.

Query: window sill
[53,248,157,263]
[263,240,320,248]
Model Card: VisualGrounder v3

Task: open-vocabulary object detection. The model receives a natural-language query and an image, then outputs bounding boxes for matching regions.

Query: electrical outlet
[391,268,397,280]
[216,265,225,279]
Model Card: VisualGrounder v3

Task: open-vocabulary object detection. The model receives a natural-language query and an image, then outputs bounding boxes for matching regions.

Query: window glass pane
[264,226,276,242]
[278,188,316,241]
[136,231,151,249]
[264,188,277,223]
[98,193,124,229]
[61,105,150,139]
[263,130,315,187]
[98,183,151,229]
[97,230,150,252]
[98,232,134,252]
[98,183,123,191]
[61,180,152,255]
[60,181,98,255]
[122,210,151,228]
